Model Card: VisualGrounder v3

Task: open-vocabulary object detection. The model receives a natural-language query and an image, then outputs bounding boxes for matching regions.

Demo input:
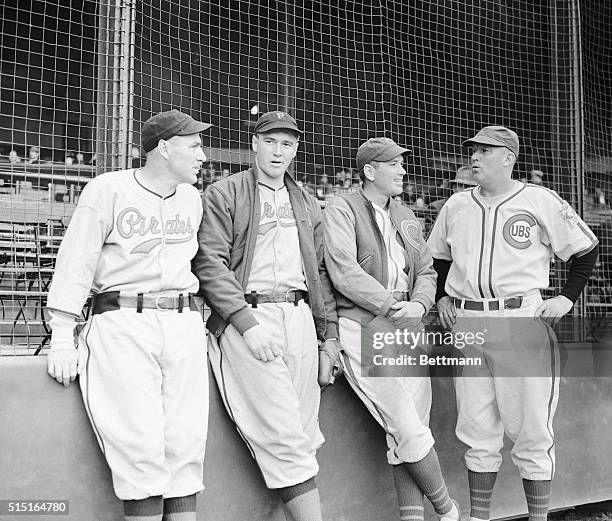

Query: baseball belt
[92,291,201,315]
[244,289,309,308]
[452,296,523,311]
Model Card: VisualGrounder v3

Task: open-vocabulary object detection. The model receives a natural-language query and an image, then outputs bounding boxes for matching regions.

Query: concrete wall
[1,356,611,521]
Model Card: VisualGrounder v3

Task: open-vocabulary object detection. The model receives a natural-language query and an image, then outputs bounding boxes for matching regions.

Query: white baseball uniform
[427,180,598,479]
[326,200,435,465]
[207,183,323,488]
[47,169,208,499]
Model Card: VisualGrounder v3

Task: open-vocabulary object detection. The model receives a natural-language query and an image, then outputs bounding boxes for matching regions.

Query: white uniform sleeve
[426,203,452,261]
[537,192,599,262]
[48,309,77,351]
[47,204,111,316]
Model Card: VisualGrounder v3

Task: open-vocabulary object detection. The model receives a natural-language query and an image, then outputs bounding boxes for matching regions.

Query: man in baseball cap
[429,123,599,521]
[46,108,212,520]
[142,109,212,153]
[194,109,340,521]
[323,138,460,521]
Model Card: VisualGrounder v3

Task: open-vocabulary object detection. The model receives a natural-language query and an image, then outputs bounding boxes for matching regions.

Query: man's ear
[363,163,376,182]
[158,139,170,159]
[251,134,258,153]
[503,151,516,167]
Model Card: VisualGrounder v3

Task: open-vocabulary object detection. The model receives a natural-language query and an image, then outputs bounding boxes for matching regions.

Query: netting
[0,0,610,352]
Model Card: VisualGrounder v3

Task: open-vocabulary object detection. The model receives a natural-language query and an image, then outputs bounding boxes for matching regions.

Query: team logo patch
[502,213,537,249]
[276,112,285,119]
[399,219,421,252]
[559,201,579,226]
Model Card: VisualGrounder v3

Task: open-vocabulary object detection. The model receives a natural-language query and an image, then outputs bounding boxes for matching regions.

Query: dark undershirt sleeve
[559,244,599,303]
[433,258,452,303]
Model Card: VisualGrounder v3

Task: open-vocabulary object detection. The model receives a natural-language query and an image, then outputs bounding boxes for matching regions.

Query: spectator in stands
[450,165,478,193]
[75,152,85,165]
[424,177,452,208]
[8,149,21,164]
[315,172,334,200]
[221,168,231,179]
[334,169,347,189]
[130,145,144,168]
[401,180,420,205]
[64,152,75,165]
[25,145,43,164]
[529,168,545,186]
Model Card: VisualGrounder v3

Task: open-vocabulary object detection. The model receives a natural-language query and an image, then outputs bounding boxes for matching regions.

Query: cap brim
[375,144,411,161]
[177,121,213,135]
[255,121,302,135]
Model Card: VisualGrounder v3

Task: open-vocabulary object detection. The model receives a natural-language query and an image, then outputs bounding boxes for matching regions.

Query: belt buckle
[505,296,522,309]
[391,289,407,301]
[285,289,299,306]
[155,296,173,310]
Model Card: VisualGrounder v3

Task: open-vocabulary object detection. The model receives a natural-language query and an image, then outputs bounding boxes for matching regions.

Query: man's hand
[534,295,573,326]
[318,339,343,388]
[389,301,425,329]
[47,343,85,388]
[436,296,456,330]
[242,324,285,362]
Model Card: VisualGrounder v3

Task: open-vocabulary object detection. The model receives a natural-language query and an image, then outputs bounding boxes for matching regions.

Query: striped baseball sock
[468,470,497,520]
[162,494,197,521]
[403,449,457,517]
[393,463,425,521]
[279,477,323,521]
[523,479,551,521]
[123,496,163,521]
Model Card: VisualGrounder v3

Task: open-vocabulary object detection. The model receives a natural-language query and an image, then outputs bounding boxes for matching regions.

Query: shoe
[439,499,461,521]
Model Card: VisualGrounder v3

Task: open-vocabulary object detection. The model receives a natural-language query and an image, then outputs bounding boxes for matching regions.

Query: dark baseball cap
[254,111,302,135]
[356,137,411,171]
[463,126,519,156]
[141,109,212,153]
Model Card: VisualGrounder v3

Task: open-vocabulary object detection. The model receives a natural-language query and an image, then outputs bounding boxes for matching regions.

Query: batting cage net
[0,0,610,352]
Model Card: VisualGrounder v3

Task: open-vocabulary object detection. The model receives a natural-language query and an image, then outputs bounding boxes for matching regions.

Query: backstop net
[0,0,610,351]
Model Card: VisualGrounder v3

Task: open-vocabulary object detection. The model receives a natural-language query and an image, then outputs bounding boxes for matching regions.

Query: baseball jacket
[323,190,436,325]
[192,165,339,341]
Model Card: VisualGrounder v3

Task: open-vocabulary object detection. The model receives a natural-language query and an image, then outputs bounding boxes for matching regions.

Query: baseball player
[323,137,460,521]
[427,126,599,521]
[192,111,341,521]
[46,110,211,521]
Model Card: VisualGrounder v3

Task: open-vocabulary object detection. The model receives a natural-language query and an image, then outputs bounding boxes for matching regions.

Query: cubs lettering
[502,213,537,249]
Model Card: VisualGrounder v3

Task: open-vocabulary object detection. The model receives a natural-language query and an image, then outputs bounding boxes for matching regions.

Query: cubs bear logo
[400,219,421,252]
[502,213,537,249]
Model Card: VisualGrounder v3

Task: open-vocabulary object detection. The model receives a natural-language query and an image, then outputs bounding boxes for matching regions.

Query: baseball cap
[141,109,212,153]
[462,126,519,157]
[451,165,477,186]
[254,111,302,135]
[356,137,411,171]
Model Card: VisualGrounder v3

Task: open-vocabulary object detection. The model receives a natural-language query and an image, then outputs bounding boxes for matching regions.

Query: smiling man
[323,137,460,521]
[193,111,340,521]
[427,125,599,521]
[46,109,212,521]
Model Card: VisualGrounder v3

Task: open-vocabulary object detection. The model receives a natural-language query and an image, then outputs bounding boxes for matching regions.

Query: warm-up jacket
[323,190,436,325]
[192,165,339,341]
